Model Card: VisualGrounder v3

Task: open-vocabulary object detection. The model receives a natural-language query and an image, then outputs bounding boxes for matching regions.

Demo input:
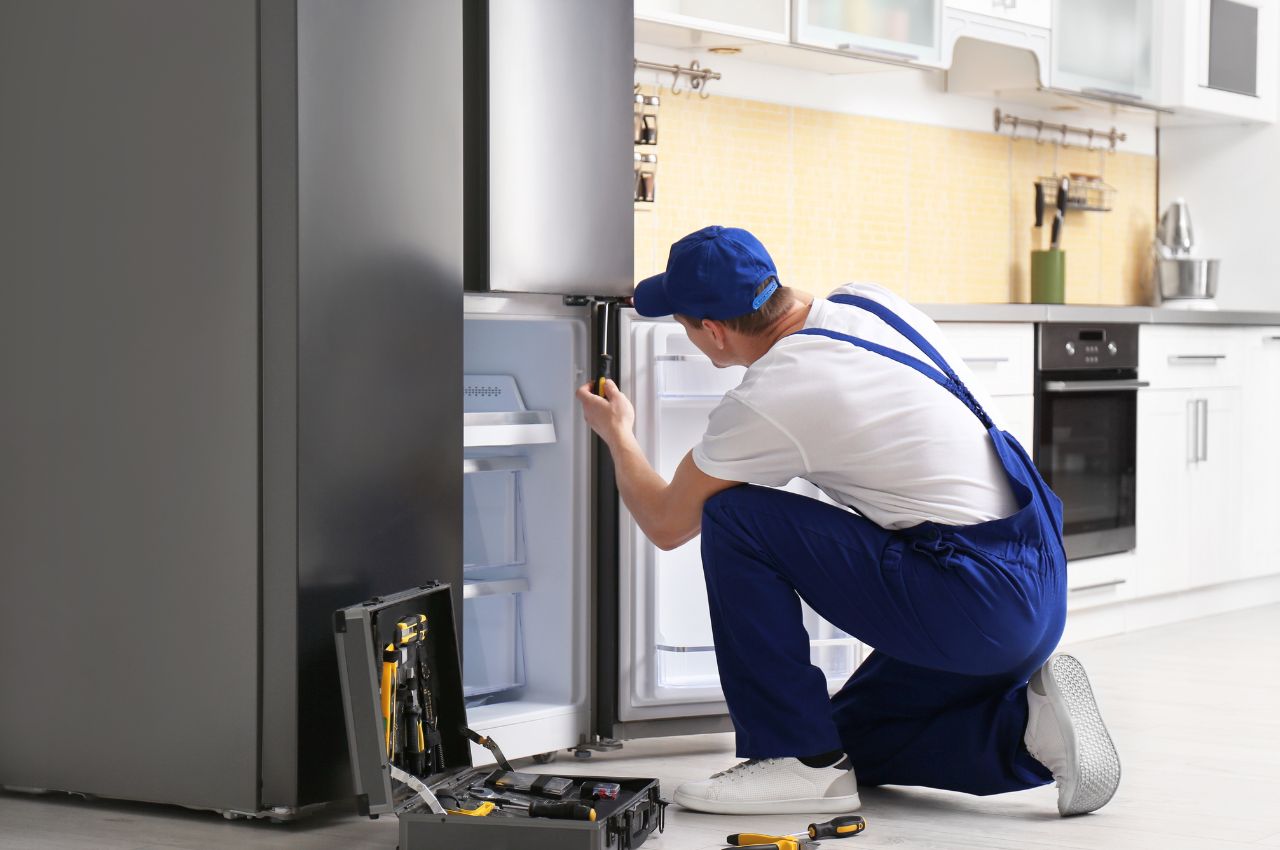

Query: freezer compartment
[460,299,590,759]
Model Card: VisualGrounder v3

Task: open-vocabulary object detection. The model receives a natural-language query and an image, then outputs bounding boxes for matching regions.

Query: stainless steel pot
[1155,256,1219,300]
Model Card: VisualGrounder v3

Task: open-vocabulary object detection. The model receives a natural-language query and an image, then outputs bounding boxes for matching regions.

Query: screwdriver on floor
[725,814,866,848]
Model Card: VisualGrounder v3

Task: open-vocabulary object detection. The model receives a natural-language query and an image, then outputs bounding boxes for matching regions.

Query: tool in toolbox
[335,583,669,849]
[461,726,513,772]
[581,781,622,801]
[486,769,575,798]
[469,787,598,822]
[725,815,867,848]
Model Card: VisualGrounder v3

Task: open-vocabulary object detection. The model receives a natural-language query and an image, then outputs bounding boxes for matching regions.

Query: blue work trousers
[700,484,1066,796]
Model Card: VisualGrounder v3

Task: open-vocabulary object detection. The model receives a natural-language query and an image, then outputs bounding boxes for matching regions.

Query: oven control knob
[1064,341,1076,356]
[1107,342,1118,356]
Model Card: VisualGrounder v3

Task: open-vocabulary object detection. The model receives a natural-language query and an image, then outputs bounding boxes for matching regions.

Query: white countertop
[918,303,1280,325]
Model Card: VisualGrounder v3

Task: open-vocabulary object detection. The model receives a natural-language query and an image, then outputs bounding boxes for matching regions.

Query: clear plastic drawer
[462,456,528,572]
[461,578,529,704]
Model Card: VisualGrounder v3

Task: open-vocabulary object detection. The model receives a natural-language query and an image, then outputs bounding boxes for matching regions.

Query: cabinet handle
[1187,398,1199,464]
[1070,578,1126,593]
[1081,87,1146,103]
[1200,398,1209,463]
[1266,336,1280,342]
[836,43,919,63]
[1169,354,1226,363]
[962,356,1011,364]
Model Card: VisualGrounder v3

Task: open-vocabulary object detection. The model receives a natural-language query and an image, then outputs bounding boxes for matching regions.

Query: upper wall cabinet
[1051,0,1158,104]
[633,0,789,43]
[947,0,1049,29]
[1158,0,1278,123]
[793,0,943,64]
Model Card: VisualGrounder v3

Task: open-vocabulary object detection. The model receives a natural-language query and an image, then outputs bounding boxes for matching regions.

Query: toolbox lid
[334,583,471,817]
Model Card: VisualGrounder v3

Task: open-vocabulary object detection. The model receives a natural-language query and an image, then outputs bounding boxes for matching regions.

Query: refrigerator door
[461,294,594,761]
[616,311,866,725]
[466,0,633,297]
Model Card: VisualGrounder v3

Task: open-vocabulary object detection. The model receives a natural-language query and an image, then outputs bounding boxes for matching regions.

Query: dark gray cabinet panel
[292,0,464,804]
[0,0,260,811]
[469,0,634,296]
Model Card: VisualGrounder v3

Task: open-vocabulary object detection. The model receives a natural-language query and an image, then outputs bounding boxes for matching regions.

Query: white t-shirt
[692,283,1019,530]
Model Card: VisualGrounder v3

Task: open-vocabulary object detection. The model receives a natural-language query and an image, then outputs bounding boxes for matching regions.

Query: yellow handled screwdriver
[726,814,866,848]
[380,643,398,759]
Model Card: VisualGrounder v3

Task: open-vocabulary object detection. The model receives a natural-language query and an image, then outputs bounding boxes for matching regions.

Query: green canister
[1031,249,1065,304]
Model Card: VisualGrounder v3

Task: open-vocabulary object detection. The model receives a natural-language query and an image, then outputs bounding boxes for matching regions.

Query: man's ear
[702,319,729,351]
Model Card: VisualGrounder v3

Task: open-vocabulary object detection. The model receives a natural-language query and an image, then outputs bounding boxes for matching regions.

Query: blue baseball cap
[633,226,780,320]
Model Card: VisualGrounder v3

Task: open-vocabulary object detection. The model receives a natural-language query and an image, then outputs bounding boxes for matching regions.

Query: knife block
[1031,249,1065,304]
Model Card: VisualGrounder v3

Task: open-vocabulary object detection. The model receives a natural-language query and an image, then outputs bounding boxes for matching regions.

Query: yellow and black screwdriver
[726,814,866,849]
[595,301,614,396]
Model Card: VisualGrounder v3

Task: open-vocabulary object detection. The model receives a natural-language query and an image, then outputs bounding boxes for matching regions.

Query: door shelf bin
[462,578,529,703]
[654,637,862,690]
[655,354,744,399]
[463,411,556,447]
[463,456,528,572]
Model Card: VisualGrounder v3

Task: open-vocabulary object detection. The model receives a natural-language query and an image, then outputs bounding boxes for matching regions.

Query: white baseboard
[1061,573,1280,646]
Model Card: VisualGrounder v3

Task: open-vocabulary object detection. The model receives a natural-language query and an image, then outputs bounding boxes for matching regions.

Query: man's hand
[576,379,635,448]
[576,378,738,550]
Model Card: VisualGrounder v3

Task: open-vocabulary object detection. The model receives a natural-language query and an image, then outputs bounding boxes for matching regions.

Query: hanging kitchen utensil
[640,95,659,145]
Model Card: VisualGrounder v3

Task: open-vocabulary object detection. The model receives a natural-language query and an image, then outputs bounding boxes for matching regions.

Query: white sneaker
[672,756,860,815]
[1025,654,1121,816]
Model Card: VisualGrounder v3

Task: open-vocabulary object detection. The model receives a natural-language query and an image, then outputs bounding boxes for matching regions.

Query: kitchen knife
[1051,177,1069,250]
[1034,182,1045,251]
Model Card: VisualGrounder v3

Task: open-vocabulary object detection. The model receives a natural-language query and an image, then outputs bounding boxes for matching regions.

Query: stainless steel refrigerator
[0,0,863,818]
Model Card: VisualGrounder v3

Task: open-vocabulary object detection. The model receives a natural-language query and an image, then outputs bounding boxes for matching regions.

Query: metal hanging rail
[634,58,721,97]
[993,108,1127,153]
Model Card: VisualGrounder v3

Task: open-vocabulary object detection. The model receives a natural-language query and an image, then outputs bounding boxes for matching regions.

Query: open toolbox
[334,583,667,850]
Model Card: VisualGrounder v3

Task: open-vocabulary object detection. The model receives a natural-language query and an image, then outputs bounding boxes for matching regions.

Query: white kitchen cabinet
[1051,0,1158,104]
[634,0,790,42]
[1239,328,1280,578]
[1134,389,1192,596]
[1134,387,1243,596]
[938,321,1035,450]
[793,0,943,63]
[1135,326,1245,596]
[1158,0,1278,123]
[947,0,1049,29]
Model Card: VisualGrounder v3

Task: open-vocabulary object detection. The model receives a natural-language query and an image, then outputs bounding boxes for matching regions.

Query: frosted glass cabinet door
[1051,0,1157,102]
[794,0,942,62]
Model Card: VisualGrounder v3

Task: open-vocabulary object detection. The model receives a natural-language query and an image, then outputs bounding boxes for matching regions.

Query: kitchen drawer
[1139,326,1245,390]
[936,322,1034,396]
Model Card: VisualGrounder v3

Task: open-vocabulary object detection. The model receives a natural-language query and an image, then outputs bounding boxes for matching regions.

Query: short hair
[678,279,795,337]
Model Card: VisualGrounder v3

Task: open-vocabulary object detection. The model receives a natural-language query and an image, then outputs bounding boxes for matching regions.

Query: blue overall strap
[809,294,995,429]
[793,328,955,393]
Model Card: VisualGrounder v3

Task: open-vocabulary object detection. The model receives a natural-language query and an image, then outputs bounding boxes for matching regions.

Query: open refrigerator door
[615,310,867,727]
[460,294,594,762]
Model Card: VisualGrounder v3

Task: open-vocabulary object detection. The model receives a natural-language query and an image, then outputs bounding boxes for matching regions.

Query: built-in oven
[1034,323,1149,561]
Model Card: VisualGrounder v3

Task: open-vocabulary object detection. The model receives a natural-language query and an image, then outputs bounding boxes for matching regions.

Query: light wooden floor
[3,604,1278,850]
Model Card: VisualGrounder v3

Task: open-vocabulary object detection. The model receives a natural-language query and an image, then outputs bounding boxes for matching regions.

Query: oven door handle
[1042,379,1151,393]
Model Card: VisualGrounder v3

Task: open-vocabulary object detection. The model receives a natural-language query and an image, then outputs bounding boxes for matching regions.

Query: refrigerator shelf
[463,411,556,447]
[463,577,531,598]
[463,455,530,474]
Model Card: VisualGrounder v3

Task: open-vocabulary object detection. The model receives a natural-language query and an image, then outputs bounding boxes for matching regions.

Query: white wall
[1158,50,1280,310]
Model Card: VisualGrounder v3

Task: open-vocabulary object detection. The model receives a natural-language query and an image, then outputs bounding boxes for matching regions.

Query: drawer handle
[962,356,1011,364]
[1070,578,1127,593]
[1043,379,1149,393]
[1169,354,1226,363]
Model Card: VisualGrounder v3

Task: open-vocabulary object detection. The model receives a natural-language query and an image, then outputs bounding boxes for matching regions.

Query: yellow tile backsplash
[635,88,1156,306]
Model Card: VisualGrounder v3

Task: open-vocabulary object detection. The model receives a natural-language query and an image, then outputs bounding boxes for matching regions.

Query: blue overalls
[699,294,1068,796]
